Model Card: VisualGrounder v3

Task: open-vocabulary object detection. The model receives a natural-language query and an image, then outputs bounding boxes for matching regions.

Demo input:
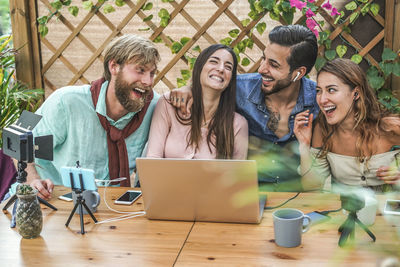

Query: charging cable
[93,178,146,224]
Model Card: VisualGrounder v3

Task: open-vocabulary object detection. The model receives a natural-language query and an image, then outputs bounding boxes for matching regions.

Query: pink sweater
[146,93,248,159]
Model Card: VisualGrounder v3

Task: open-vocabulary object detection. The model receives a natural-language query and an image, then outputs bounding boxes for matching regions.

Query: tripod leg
[355,218,376,242]
[79,203,85,235]
[65,202,80,227]
[81,201,98,223]
[38,197,58,211]
[2,194,17,211]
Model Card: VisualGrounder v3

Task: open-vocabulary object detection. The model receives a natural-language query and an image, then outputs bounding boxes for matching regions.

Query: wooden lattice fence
[9,0,400,98]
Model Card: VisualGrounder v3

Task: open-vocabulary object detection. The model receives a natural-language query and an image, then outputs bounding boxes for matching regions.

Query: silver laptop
[136,158,266,224]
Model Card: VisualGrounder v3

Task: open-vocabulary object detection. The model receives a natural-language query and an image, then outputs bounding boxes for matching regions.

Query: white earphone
[293,72,300,82]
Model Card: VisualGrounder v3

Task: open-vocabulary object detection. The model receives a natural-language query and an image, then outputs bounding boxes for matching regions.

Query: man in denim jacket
[171,25,319,191]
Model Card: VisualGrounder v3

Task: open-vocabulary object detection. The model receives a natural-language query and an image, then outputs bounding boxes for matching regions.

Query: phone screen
[115,191,141,204]
[304,211,330,226]
[385,200,400,214]
[58,192,73,201]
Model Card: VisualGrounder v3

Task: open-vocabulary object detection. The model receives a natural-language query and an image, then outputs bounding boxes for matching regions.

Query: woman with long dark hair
[146,44,248,159]
[294,58,400,192]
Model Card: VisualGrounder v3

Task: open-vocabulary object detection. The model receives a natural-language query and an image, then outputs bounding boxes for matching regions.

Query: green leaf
[378,89,392,99]
[187,57,196,70]
[68,6,79,17]
[37,16,48,25]
[349,11,359,24]
[143,14,153,21]
[142,2,153,11]
[62,0,72,6]
[82,1,93,10]
[366,66,385,90]
[319,30,330,41]
[171,42,182,54]
[241,57,250,66]
[50,0,63,10]
[180,37,190,46]
[138,27,150,31]
[282,10,294,25]
[220,37,232,46]
[351,54,363,64]
[236,41,246,53]
[103,4,115,14]
[248,10,259,20]
[245,38,254,49]
[254,1,265,13]
[160,18,169,27]
[280,1,292,12]
[360,3,370,16]
[177,78,186,88]
[334,11,345,24]
[241,18,250,27]
[324,39,332,50]
[181,69,191,80]
[161,0,174,2]
[393,61,400,76]
[336,45,347,58]
[115,0,125,7]
[153,36,162,43]
[38,24,49,37]
[379,62,393,77]
[382,48,398,61]
[315,57,327,72]
[256,22,266,35]
[342,26,351,34]
[370,3,380,16]
[324,50,336,61]
[158,8,170,19]
[228,29,240,38]
[269,11,280,21]
[192,45,201,53]
[345,1,357,11]
[260,0,275,11]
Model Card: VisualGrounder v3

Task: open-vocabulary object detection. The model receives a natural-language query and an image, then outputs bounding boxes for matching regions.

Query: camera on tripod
[340,193,365,213]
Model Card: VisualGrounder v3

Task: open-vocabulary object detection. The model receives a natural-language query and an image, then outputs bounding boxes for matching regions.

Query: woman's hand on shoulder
[169,85,193,116]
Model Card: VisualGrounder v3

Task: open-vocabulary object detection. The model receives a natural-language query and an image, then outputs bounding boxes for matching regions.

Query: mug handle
[91,191,101,208]
[302,215,312,233]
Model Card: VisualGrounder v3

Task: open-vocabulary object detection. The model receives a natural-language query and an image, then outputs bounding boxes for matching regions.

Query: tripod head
[340,193,365,213]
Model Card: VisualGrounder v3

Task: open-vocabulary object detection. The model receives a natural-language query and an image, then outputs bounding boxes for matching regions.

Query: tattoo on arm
[267,111,280,132]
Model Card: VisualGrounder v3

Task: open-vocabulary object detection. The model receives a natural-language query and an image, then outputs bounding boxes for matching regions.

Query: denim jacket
[236,73,319,191]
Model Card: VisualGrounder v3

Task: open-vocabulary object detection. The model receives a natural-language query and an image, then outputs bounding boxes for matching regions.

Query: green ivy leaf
[241,57,250,66]
[82,1,93,10]
[248,10,259,20]
[161,0,174,2]
[187,57,196,70]
[228,29,240,38]
[236,41,246,53]
[37,16,48,25]
[158,8,170,19]
[379,62,393,77]
[160,18,169,27]
[319,30,330,42]
[370,3,380,16]
[103,4,115,14]
[153,36,162,43]
[366,66,385,90]
[50,0,63,10]
[143,14,153,21]
[336,45,347,58]
[345,1,357,11]
[68,6,79,16]
[324,39,332,50]
[324,50,336,61]
[360,3,370,16]
[260,0,275,11]
[351,54,363,64]
[378,89,392,99]
[62,0,72,6]
[254,1,265,13]
[334,11,345,24]
[220,37,232,46]
[241,18,251,27]
[349,11,359,24]
[181,69,191,80]
[138,27,150,31]
[393,61,400,76]
[171,42,182,54]
[39,24,49,37]
[256,22,266,35]
[245,38,254,49]
[177,78,186,88]
[342,26,351,34]
[142,2,153,11]
[282,10,294,25]
[180,37,190,46]
[269,11,280,21]
[315,57,327,72]
[115,0,125,7]
[192,45,201,53]
[382,48,398,61]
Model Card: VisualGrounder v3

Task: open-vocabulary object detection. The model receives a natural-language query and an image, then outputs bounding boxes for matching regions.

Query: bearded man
[26,35,160,199]
[171,25,319,191]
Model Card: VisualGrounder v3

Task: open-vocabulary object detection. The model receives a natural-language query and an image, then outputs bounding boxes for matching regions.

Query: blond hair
[103,34,160,81]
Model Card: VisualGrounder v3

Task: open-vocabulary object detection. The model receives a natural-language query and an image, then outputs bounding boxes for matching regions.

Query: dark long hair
[177,44,238,159]
[316,58,392,161]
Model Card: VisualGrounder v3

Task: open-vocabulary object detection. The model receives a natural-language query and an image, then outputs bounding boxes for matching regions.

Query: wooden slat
[28,0,43,90]
[69,0,148,84]
[384,0,395,49]
[359,30,384,56]
[154,0,233,84]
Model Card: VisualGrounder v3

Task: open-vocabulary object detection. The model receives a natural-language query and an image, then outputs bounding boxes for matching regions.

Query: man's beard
[262,72,293,96]
[114,71,151,113]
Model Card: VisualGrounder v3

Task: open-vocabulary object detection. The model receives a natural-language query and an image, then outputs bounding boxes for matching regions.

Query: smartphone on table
[114,190,142,205]
[303,211,331,226]
[384,199,400,215]
[58,192,73,202]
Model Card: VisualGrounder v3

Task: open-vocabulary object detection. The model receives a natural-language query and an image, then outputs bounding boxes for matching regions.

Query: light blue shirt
[31,81,159,186]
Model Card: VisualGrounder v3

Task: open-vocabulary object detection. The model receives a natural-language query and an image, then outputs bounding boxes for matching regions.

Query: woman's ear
[353,87,360,101]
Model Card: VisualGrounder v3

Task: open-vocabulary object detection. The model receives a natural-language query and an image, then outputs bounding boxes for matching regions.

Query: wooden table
[1,187,399,267]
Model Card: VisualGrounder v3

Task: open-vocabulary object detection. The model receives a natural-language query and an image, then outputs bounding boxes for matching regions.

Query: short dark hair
[269,25,317,75]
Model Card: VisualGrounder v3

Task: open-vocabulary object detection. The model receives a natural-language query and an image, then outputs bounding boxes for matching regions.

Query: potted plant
[0,35,43,201]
